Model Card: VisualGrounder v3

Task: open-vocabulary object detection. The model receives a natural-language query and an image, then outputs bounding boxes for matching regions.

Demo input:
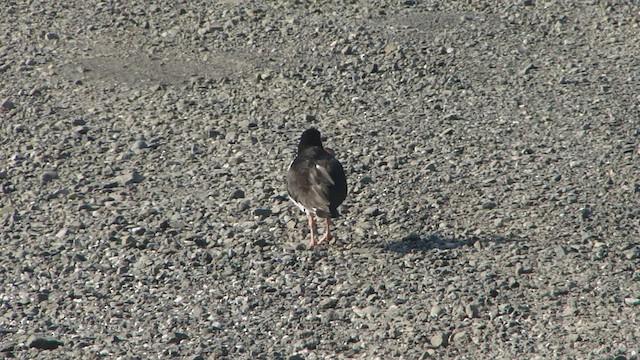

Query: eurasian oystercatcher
[287,128,347,247]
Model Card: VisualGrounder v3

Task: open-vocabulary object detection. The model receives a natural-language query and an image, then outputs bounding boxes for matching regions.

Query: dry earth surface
[1,0,639,359]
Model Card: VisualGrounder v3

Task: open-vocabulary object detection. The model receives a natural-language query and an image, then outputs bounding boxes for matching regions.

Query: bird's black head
[298,128,323,152]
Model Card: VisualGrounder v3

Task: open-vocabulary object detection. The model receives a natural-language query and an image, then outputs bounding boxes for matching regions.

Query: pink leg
[319,218,332,244]
[307,214,317,247]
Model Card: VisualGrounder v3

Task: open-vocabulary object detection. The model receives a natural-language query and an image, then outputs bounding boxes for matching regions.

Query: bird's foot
[318,233,332,244]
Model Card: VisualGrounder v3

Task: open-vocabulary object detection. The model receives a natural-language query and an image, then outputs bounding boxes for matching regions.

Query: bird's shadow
[384,233,527,254]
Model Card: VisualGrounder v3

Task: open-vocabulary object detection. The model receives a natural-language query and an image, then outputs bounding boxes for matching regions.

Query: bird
[287,128,347,247]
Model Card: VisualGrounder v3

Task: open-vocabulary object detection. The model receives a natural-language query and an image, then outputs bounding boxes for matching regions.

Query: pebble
[131,140,148,152]
[482,201,497,209]
[366,63,379,74]
[452,331,469,344]
[566,334,581,342]
[430,332,449,348]
[515,263,532,276]
[554,245,568,258]
[464,304,479,318]
[40,171,58,183]
[624,298,640,306]
[1,98,15,111]
[623,247,639,260]
[364,207,381,216]
[27,336,63,350]
[319,297,338,309]
[384,42,397,54]
[230,189,245,199]
[429,305,443,318]
[74,125,90,134]
[56,228,73,238]
[166,332,189,344]
[360,176,374,185]
[520,63,536,75]
[252,208,272,218]
[116,171,144,185]
[238,200,250,211]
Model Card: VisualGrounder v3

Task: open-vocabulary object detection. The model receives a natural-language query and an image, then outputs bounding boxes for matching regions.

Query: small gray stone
[420,349,436,359]
[28,336,64,350]
[360,176,374,185]
[452,331,469,344]
[117,171,144,185]
[361,285,375,295]
[464,304,479,318]
[131,140,148,152]
[75,125,90,134]
[364,207,380,216]
[167,332,189,344]
[318,297,338,309]
[40,171,58,183]
[131,227,146,235]
[566,334,581,343]
[439,128,454,137]
[365,63,379,73]
[623,246,639,260]
[56,228,73,238]
[230,189,245,199]
[238,200,250,211]
[225,132,237,142]
[1,98,15,111]
[555,245,568,258]
[515,263,532,276]
[252,238,270,248]
[384,42,397,54]
[430,305,443,318]
[520,63,536,75]
[624,298,640,306]
[430,332,449,348]
[569,160,583,168]
[252,208,272,218]
[482,201,496,209]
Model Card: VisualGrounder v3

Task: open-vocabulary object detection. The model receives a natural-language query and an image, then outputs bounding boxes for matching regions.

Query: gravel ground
[1,1,639,359]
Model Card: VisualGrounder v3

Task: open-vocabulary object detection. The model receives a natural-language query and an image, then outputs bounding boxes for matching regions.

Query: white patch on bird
[314,164,335,185]
[290,196,312,215]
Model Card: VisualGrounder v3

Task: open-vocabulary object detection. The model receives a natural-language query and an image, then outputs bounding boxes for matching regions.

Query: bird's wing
[288,157,336,217]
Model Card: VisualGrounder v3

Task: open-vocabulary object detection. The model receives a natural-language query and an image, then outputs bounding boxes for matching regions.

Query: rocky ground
[1,1,639,359]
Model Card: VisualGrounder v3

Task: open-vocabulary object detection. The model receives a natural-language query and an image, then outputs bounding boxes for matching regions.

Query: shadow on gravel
[384,233,527,254]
